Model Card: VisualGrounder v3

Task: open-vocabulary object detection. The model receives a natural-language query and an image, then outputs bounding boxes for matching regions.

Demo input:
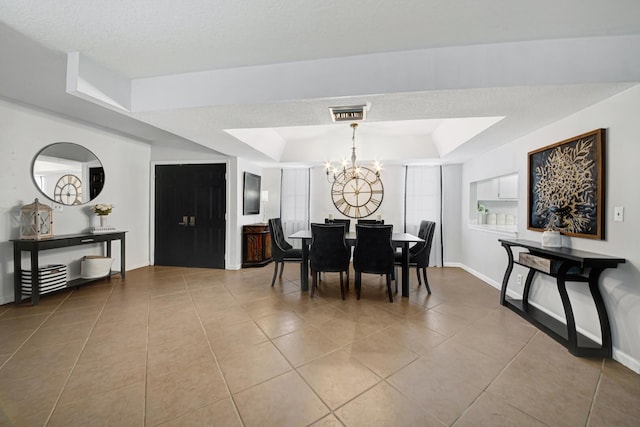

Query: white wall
[461,84,640,372]
[0,99,151,304]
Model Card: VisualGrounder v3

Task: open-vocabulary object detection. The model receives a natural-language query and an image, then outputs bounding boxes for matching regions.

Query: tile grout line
[242,278,340,424]
[43,284,116,426]
[585,358,606,426]
[449,329,546,426]
[0,292,73,372]
[184,274,246,427]
[142,276,151,427]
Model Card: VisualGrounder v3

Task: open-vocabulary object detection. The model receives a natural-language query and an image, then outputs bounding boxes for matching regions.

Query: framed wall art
[527,129,606,240]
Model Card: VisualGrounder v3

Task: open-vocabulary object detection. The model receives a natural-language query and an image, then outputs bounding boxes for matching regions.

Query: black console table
[499,239,625,358]
[12,231,126,305]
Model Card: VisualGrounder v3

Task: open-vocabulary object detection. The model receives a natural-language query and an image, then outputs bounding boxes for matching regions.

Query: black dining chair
[324,218,351,232]
[357,219,384,225]
[353,224,395,302]
[268,218,303,286]
[309,223,350,300]
[394,220,436,294]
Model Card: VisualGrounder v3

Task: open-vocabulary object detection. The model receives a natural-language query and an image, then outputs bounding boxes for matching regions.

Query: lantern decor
[20,198,53,240]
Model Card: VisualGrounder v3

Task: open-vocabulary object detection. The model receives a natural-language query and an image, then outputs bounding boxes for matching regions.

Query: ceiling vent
[329,104,369,122]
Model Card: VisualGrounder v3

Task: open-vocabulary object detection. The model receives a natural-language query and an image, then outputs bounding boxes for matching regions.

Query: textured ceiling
[1,1,640,165]
[3,0,640,78]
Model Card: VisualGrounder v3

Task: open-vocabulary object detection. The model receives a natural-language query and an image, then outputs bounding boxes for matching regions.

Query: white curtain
[405,166,442,266]
[280,168,310,249]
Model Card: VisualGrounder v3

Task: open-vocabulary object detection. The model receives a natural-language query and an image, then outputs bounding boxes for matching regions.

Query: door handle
[178,216,188,226]
[189,216,196,227]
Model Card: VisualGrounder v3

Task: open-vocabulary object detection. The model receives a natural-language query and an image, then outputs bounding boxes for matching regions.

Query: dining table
[289,230,424,298]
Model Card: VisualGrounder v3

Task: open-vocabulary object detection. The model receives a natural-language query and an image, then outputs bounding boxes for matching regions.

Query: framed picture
[527,129,606,239]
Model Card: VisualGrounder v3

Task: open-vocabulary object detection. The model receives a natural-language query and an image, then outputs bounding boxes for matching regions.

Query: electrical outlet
[52,203,63,212]
[517,274,522,285]
[614,206,624,222]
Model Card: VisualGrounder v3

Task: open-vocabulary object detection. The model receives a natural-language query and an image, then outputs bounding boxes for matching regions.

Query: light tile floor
[1,265,639,426]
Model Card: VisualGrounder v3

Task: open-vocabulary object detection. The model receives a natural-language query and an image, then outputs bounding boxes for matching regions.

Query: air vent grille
[329,105,367,122]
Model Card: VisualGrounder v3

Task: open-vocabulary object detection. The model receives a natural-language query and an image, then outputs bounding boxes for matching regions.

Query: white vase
[100,215,107,227]
[542,230,562,247]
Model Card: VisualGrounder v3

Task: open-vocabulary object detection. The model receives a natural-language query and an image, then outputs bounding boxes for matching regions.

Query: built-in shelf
[468,223,518,237]
[469,173,519,236]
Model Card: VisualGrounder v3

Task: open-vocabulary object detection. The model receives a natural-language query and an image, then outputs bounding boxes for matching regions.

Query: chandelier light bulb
[325,122,383,186]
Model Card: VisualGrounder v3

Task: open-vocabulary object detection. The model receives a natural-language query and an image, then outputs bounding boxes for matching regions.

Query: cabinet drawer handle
[81,239,95,243]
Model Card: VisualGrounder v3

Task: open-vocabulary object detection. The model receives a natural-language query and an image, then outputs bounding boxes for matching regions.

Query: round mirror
[31,143,105,206]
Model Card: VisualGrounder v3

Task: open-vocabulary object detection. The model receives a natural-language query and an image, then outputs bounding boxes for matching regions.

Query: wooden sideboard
[499,238,625,358]
[12,231,126,305]
[242,223,272,268]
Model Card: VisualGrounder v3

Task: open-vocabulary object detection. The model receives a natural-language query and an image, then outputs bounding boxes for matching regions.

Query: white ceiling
[1,0,640,166]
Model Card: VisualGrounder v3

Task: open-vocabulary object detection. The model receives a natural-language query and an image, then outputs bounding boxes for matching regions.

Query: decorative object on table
[541,229,563,247]
[528,129,605,240]
[80,255,113,279]
[93,203,113,225]
[326,123,384,218]
[91,203,116,233]
[20,198,53,240]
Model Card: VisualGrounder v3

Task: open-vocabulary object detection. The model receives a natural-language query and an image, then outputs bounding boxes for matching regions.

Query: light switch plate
[614,206,624,222]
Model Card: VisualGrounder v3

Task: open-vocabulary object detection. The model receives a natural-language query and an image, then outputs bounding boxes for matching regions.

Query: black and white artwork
[528,129,605,240]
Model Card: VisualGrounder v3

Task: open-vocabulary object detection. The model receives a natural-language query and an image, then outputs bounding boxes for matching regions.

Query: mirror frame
[31,142,105,206]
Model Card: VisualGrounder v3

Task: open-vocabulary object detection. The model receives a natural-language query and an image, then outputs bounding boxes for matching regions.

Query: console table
[12,231,126,305]
[499,239,624,358]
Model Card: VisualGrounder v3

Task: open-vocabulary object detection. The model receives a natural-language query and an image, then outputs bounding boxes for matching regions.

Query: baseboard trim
[458,262,640,374]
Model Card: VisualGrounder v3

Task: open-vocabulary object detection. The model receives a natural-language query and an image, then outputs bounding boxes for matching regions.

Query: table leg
[13,245,22,305]
[120,234,126,279]
[300,238,310,292]
[588,267,611,357]
[30,250,40,306]
[401,242,410,297]
[499,242,514,305]
[556,262,578,353]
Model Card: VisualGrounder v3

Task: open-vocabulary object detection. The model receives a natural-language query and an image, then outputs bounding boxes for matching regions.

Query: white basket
[80,256,114,279]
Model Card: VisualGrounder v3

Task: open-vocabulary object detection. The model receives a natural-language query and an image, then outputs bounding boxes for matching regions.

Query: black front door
[154,164,226,268]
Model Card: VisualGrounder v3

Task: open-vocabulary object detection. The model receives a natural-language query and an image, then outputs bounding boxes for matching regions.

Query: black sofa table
[499,238,624,358]
[12,231,126,305]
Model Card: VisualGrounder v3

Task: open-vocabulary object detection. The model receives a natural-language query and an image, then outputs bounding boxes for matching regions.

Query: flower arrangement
[93,203,113,216]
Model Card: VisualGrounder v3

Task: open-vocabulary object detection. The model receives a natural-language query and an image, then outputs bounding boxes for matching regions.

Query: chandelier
[324,123,382,185]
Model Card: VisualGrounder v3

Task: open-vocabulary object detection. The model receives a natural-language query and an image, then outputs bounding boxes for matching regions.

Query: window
[405,166,442,266]
[280,168,310,248]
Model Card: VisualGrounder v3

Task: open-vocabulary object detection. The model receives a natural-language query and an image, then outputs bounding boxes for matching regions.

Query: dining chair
[324,218,351,232]
[353,224,395,302]
[268,218,303,286]
[309,223,350,299]
[394,220,436,294]
[357,219,384,225]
